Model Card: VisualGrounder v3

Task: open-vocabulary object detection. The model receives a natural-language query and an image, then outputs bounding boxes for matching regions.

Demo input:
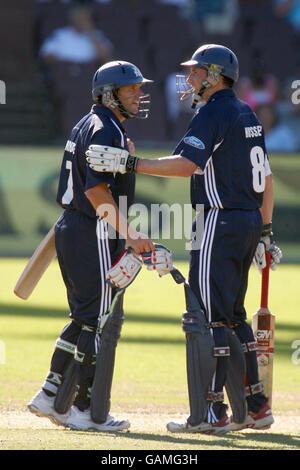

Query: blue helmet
[178,44,239,108]
[181,44,239,83]
[92,61,153,119]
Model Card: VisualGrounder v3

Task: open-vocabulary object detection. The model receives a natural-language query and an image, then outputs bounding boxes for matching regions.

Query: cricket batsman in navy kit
[86,44,282,434]
[27,61,172,432]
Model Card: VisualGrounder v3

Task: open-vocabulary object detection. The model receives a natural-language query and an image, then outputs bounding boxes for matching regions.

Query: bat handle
[260,251,271,309]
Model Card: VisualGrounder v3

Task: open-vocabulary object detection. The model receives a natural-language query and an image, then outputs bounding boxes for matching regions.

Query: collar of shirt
[91,104,126,133]
[207,88,235,104]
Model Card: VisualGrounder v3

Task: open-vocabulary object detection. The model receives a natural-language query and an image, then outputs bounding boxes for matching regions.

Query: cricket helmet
[92,61,153,119]
[181,44,239,83]
[177,44,239,107]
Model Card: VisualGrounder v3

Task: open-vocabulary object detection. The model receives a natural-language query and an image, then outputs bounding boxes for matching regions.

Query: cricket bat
[252,251,275,408]
[14,222,57,300]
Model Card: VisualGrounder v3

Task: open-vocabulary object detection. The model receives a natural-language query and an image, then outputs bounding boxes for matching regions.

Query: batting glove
[86,144,139,174]
[106,248,142,288]
[142,244,174,277]
[253,223,282,273]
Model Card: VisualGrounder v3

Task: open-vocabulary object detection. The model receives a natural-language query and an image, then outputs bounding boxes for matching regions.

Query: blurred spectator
[189,0,239,33]
[39,4,114,64]
[236,60,279,112]
[156,0,192,20]
[273,0,300,32]
[38,4,114,138]
[256,103,299,152]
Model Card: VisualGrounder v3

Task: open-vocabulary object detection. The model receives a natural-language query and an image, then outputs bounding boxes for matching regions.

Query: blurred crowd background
[1,0,300,150]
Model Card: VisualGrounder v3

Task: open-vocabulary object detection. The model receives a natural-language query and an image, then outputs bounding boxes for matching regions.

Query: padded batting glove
[106,248,142,288]
[253,223,282,273]
[142,243,174,277]
[86,144,139,174]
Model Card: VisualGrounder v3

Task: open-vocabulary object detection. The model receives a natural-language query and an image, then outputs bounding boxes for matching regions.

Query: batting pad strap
[207,391,225,403]
[97,312,110,335]
[74,348,97,366]
[56,338,76,355]
[45,371,62,385]
[245,382,264,397]
[242,341,258,353]
[81,324,97,333]
[213,346,230,357]
[43,371,63,393]
[206,321,227,329]
[182,312,203,332]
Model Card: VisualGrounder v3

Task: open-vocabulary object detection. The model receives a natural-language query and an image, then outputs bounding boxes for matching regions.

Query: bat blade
[252,251,275,407]
[14,223,57,300]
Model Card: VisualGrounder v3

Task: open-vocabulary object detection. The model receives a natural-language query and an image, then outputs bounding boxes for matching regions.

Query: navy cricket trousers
[188,208,263,420]
[189,207,262,325]
[45,209,125,410]
[55,209,124,327]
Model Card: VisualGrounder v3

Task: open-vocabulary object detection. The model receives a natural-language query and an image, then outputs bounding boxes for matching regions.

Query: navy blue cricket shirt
[56,105,135,218]
[173,89,271,210]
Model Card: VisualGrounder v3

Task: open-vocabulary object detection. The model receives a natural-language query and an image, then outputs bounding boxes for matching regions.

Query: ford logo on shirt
[183,136,205,150]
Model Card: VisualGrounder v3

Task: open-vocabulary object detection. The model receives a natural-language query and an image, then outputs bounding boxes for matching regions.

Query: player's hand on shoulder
[86,144,130,174]
[253,223,282,273]
[142,243,174,277]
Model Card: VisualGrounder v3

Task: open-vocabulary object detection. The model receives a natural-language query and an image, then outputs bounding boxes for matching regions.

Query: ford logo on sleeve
[183,136,205,150]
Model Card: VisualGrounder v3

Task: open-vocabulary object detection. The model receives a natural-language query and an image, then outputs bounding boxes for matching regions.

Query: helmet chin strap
[191,79,212,108]
[100,88,136,119]
[113,90,136,119]
[191,66,222,108]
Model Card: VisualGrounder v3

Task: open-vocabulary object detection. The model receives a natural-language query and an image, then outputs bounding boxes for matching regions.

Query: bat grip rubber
[260,251,271,309]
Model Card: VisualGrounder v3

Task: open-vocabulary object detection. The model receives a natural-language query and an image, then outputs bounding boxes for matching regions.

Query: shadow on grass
[1,303,180,324]
[64,429,300,450]
[2,303,300,350]
[2,303,300,330]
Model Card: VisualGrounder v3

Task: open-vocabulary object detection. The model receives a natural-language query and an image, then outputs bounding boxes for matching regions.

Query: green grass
[0,258,300,450]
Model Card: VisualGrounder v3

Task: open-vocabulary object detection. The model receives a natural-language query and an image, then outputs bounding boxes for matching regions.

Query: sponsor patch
[183,136,205,150]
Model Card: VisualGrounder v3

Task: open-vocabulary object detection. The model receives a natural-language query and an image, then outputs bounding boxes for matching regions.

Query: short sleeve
[85,120,116,191]
[265,153,272,176]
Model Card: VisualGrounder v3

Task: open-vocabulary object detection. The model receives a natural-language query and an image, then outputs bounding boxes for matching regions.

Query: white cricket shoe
[66,406,130,432]
[228,402,274,431]
[167,414,230,435]
[28,390,69,426]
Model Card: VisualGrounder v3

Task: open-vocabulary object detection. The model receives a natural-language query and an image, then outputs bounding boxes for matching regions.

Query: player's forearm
[260,174,274,224]
[136,155,197,178]
[85,183,130,240]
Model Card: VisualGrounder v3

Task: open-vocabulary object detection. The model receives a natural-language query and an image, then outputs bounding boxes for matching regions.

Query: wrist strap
[262,222,273,237]
[126,155,139,173]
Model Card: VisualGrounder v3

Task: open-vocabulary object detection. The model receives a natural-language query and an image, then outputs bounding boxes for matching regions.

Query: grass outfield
[0,258,300,450]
